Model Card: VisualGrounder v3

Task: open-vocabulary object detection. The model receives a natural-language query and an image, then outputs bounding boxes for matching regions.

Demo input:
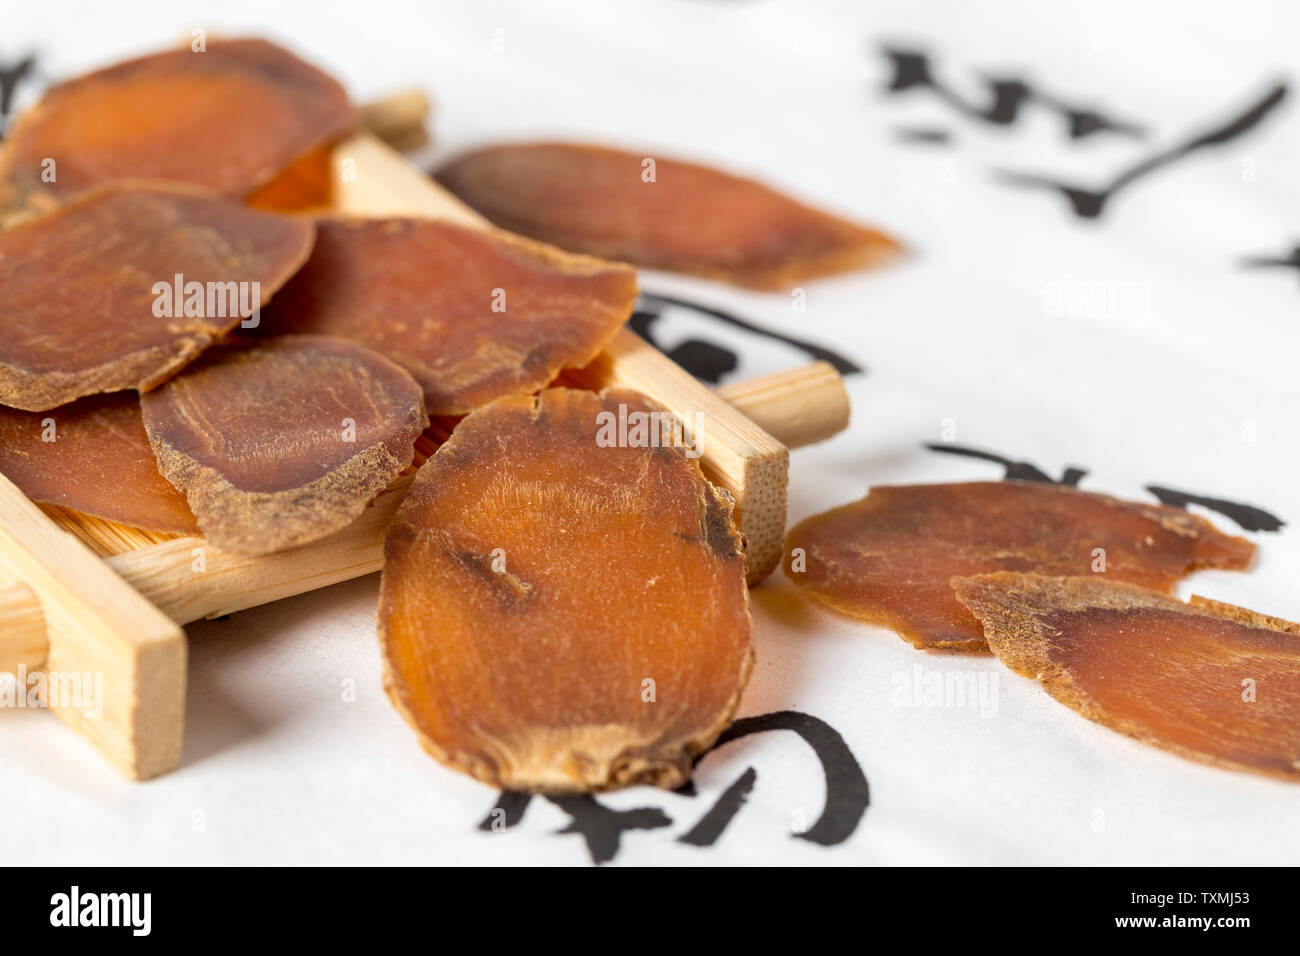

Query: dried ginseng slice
[141,335,427,555]
[953,573,1300,781]
[435,142,901,289]
[0,38,355,218]
[783,481,1255,651]
[0,393,197,534]
[379,387,753,793]
[0,182,314,411]
[259,218,638,415]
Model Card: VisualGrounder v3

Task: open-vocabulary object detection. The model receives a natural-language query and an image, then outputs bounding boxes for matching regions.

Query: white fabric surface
[3,0,1299,865]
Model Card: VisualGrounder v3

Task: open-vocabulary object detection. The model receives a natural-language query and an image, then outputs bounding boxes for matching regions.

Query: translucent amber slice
[245,145,333,212]
[0,393,197,534]
[783,481,1255,651]
[954,573,1300,781]
[0,38,355,218]
[0,182,314,411]
[379,387,752,793]
[435,142,901,289]
[259,217,638,414]
[141,335,427,554]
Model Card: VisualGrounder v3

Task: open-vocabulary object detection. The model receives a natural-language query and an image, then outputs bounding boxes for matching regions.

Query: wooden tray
[0,122,850,780]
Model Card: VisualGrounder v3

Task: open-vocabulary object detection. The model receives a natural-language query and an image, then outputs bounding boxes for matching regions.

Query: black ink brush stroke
[923,443,1283,532]
[477,790,531,831]
[924,443,1087,485]
[1032,88,1146,140]
[686,711,870,848]
[637,291,864,377]
[883,49,1031,127]
[548,796,672,865]
[471,711,869,862]
[676,767,756,847]
[894,126,953,145]
[628,308,739,383]
[628,304,740,384]
[881,46,1143,140]
[1242,244,1300,283]
[998,81,1289,219]
[1146,485,1285,533]
[478,791,676,863]
[0,53,39,139]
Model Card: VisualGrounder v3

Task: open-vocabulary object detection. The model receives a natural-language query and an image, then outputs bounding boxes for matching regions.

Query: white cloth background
[3,0,1299,865]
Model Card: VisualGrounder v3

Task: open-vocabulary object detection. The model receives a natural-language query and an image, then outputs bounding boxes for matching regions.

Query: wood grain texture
[0,474,184,779]
[0,575,46,672]
[715,360,849,450]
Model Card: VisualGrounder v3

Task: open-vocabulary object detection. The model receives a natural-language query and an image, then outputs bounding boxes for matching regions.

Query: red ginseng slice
[954,573,1300,781]
[141,335,427,555]
[783,481,1255,651]
[0,182,314,411]
[435,142,900,290]
[0,392,197,534]
[379,387,753,792]
[0,38,355,218]
[259,217,638,415]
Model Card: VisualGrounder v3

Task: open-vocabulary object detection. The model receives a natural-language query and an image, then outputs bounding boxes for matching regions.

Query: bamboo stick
[0,577,45,672]
[0,474,185,779]
[715,360,849,449]
[358,89,432,152]
[0,362,842,671]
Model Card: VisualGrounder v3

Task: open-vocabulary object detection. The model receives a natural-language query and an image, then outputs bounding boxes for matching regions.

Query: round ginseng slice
[141,335,427,555]
[379,387,753,793]
[0,182,314,411]
[0,392,197,535]
[0,37,355,218]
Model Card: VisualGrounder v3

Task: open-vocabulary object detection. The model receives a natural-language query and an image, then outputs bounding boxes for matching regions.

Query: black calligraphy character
[881,46,1143,141]
[634,291,863,383]
[475,710,870,863]
[0,53,40,139]
[1242,244,1300,285]
[923,443,1283,532]
[678,710,870,848]
[1146,485,1284,533]
[923,443,1087,485]
[998,81,1288,219]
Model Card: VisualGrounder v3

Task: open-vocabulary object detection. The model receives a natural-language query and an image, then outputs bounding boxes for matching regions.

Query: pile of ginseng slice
[3,37,1291,794]
[0,38,897,793]
[785,482,1300,781]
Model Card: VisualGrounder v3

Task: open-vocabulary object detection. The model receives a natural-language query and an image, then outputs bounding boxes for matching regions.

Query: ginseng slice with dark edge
[259,217,639,415]
[783,480,1255,651]
[0,182,315,412]
[141,335,427,555]
[379,387,753,793]
[434,142,901,290]
[0,37,356,219]
[0,393,198,534]
[953,573,1300,781]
